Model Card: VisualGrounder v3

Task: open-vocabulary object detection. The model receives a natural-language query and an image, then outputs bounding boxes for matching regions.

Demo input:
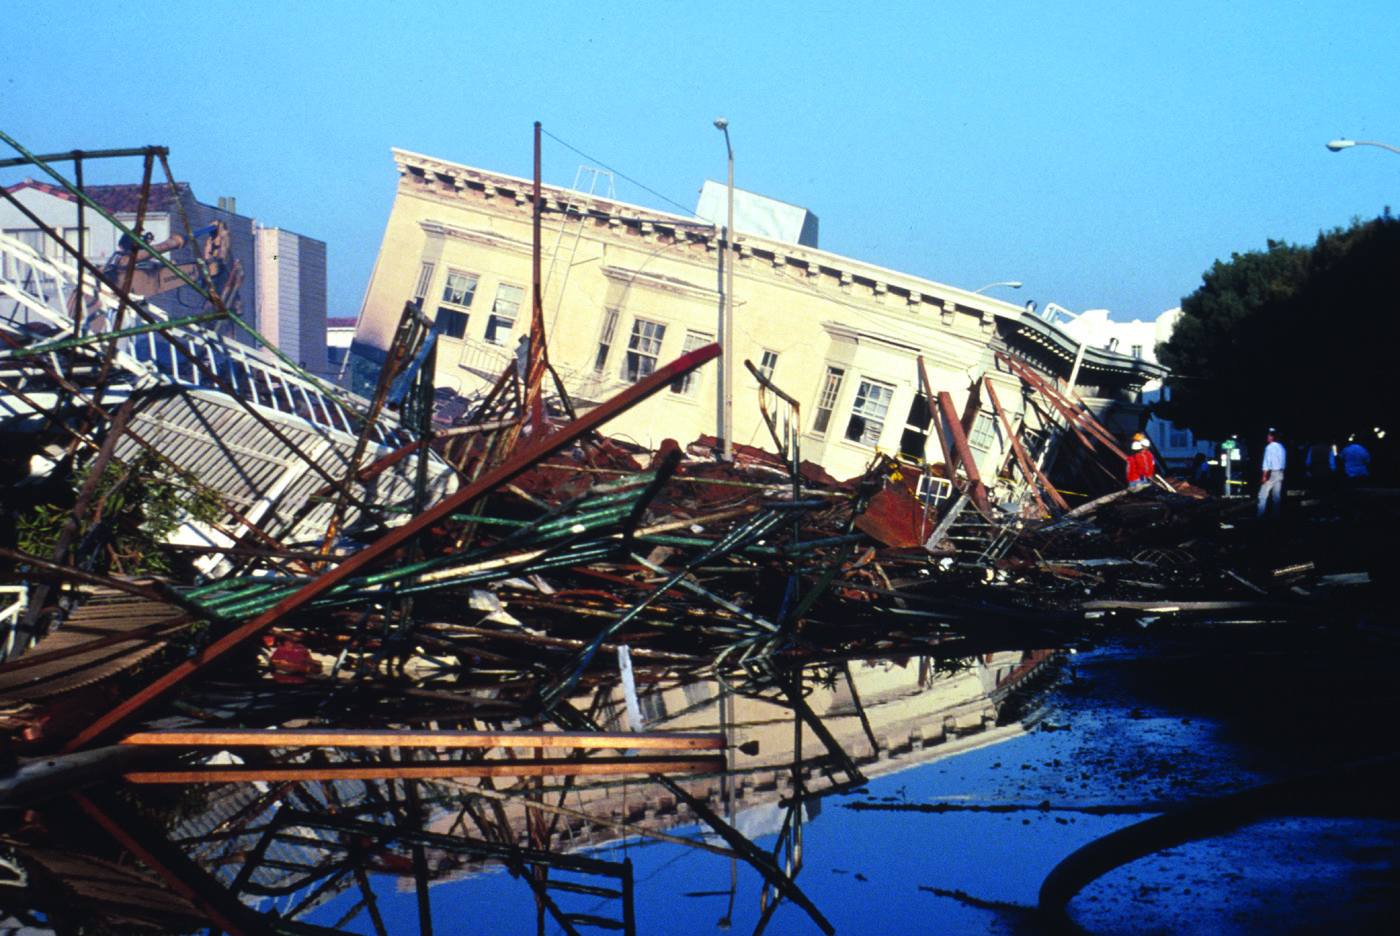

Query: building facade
[1054,307,1213,471]
[0,179,328,377]
[353,149,1164,486]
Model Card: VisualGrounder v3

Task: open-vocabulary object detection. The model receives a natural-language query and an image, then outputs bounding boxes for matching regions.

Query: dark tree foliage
[1157,211,1400,446]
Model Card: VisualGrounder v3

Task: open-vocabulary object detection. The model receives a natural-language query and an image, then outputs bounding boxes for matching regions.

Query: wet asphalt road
[896,622,1400,935]
[564,620,1400,936]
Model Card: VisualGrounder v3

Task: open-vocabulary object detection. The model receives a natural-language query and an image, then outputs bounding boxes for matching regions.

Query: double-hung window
[625,318,666,381]
[485,283,524,343]
[812,366,845,435]
[899,392,932,460]
[967,410,999,454]
[757,350,779,381]
[595,310,619,372]
[436,269,478,339]
[670,330,713,395]
[413,262,436,310]
[845,378,894,446]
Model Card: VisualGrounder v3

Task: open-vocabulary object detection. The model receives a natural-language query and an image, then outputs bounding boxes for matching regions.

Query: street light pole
[1326,139,1400,156]
[714,118,735,461]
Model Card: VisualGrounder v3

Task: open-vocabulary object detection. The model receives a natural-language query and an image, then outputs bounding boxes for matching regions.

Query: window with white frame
[625,318,666,381]
[1131,344,1144,359]
[3,228,46,256]
[758,349,779,381]
[638,688,668,725]
[845,378,894,446]
[812,366,845,435]
[485,283,524,343]
[595,309,619,371]
[967,410,999,453]
[1020,426,1048,459]
[899,392,932,460]
[670,330,713,395]
[436,269,478,339]
[413,262,436,309]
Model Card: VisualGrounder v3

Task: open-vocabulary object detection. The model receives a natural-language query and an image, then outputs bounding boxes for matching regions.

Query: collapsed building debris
[0,132,1386,935]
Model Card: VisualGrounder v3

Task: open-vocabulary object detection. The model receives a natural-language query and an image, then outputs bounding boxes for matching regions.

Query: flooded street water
[153,622,1393,936]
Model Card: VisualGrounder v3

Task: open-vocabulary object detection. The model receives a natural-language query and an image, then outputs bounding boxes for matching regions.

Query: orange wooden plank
[120,728,726,750]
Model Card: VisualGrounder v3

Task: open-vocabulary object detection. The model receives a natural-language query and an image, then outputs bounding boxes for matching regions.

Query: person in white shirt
[1257,428,1286,518]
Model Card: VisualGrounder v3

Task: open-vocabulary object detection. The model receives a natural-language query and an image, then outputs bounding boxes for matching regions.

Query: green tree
[1157,211,1400,446]
[16,450,223,578]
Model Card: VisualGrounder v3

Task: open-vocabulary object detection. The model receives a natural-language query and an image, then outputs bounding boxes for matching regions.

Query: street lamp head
[714,118,728,131]
[971,280,1023,294]
[1327,139,1356,152]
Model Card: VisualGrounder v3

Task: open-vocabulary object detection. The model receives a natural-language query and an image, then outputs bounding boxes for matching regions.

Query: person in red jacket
[1126,433,1155,489]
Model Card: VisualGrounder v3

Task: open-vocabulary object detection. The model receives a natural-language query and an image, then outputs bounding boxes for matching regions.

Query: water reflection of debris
[0,651,1058,936]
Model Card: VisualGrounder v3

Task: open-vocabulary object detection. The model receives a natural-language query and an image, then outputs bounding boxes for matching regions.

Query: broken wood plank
[63,342,722,754]
[983,377,1069,513]
[120,728,725,750]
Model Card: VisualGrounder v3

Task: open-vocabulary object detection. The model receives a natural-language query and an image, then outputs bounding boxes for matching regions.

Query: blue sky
[4,1,1396,323]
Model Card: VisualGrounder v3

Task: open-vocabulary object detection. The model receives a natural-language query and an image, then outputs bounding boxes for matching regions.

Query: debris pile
[1,134,1390,935]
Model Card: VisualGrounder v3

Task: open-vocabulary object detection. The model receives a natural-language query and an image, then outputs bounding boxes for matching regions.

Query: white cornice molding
[601,264,718,302]
[820,321,922,355]
[419,219,532,256]
[390,147,1028,323]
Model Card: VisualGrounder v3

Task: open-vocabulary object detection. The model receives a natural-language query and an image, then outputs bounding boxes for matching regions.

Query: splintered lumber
[936,391,990,512]
[982,376,1069,513]
[62,342,721,754]
[120,728,725,750]
[123,756,727,783]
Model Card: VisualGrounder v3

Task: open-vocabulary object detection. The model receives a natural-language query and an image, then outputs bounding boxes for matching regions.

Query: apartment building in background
[351,149,1165,486]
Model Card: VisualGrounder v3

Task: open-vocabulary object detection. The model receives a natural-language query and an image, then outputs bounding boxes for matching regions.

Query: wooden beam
[936,391,990,512]
[120,728,725,750]
[62,343,722,754]
[982,377,1070,513]
[915,356,951,466]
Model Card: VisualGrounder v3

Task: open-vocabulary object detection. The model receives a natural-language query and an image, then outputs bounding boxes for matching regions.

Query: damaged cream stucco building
[351,149,1164,487]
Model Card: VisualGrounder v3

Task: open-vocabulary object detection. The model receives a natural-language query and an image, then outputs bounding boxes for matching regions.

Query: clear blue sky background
[4,1,1396,324]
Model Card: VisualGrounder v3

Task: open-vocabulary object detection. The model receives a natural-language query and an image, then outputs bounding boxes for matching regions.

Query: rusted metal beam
[997,352,1128,460]
[120,728,725,750]
[62,343,721,753]
[0,134,209,302]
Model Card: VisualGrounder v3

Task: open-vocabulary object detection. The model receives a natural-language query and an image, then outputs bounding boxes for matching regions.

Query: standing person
[1257,428,1286,518]
[1126,433,1155,490]
[1191,451,1212,488]
[1338,436,1370,485]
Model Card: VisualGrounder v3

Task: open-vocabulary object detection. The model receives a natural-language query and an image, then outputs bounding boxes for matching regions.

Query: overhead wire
[539,127,698,218]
